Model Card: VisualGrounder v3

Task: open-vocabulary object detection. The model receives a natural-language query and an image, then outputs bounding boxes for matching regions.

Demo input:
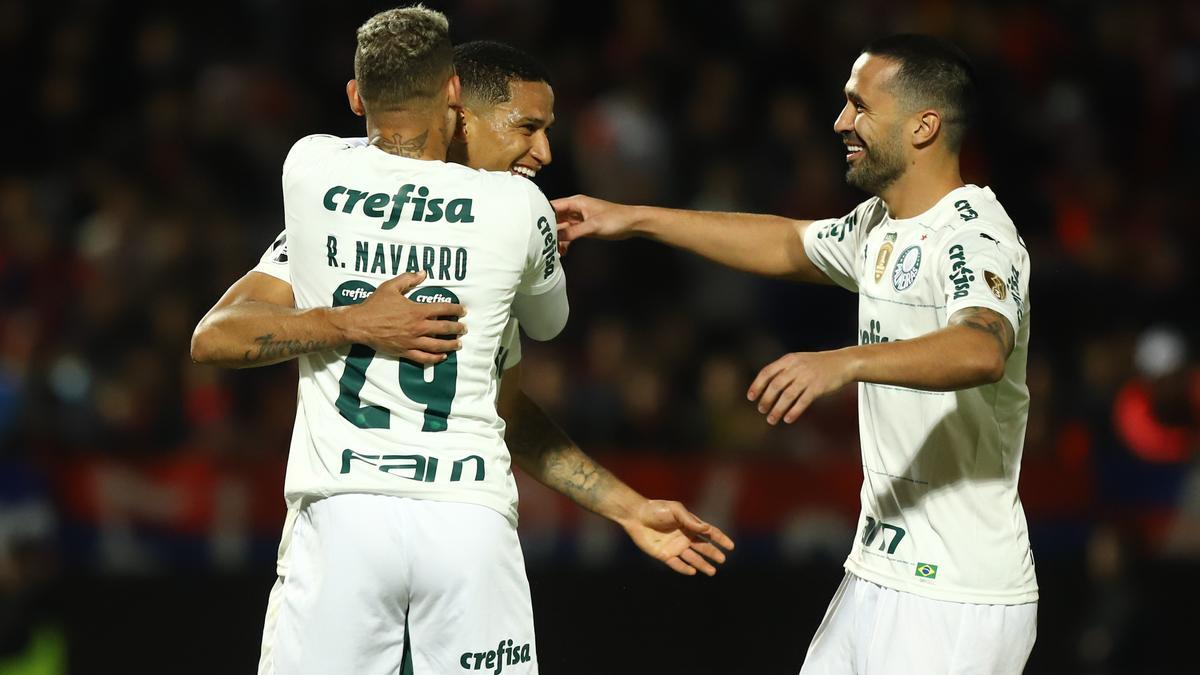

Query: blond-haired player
[193,12,731,673]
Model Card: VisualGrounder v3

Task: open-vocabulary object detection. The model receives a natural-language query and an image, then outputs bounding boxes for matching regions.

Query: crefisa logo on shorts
[460,638,532,673]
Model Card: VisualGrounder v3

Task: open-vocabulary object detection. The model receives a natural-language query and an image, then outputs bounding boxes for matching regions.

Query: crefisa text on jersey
[324,183,475,228]
[321,183,473,280]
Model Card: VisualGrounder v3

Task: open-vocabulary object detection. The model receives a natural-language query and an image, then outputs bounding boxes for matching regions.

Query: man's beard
[845,133,906,194]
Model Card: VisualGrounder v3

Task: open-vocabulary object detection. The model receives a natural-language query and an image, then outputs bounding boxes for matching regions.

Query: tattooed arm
[498,365,734,576]
[748,306,1016,425]
[191,270,465,368]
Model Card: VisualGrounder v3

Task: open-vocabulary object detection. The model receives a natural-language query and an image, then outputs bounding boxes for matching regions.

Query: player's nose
[833,102,854,134]
[532,131,552,167]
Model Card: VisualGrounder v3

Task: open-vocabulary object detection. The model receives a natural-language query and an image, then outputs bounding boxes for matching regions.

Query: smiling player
[555,35,1037,674]
[193,24,731,673]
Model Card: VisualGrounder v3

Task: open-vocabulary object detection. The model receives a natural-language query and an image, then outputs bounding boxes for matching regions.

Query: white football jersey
[252,230,524,373]
[804,185,1037,604]
[276,134,562,525]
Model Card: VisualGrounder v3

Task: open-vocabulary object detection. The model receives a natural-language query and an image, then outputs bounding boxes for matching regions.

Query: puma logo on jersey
[460,638,532,673]
[323,183,476,229]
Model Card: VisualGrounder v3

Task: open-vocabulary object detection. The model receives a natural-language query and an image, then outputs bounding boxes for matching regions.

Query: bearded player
[555,35,1036,674]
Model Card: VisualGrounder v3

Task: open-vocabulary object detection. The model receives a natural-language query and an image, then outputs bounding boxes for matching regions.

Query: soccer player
[192,17,730,674]
[554,35,1036,674]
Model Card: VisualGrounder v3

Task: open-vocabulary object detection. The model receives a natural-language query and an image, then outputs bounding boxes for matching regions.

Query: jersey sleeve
[938,224,1029,333]
[802,199,876,292]
[251,229,290,283]
[498,317,522,371]
[282,134,354,185]
[516,181,565,296]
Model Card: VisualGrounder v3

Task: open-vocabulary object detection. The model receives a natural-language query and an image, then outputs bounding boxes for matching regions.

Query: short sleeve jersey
[278,134,562,525]
[803,185,1036,605]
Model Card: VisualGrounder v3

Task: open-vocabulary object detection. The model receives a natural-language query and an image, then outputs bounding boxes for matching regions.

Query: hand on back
[341,271,467,365]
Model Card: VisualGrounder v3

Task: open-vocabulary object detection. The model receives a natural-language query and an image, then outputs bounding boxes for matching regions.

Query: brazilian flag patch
[915,562,938,579]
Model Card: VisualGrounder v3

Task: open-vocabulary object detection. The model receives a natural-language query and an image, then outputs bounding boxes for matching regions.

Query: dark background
[2,0,1199,673]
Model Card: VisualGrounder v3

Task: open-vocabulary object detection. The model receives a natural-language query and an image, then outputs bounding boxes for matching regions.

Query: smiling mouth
[845,144,865,162]
[511,165,537,178]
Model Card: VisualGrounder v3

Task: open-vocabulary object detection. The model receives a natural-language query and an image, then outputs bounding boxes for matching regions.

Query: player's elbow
[512,278,569,341]
[521,307,568,342]
[189,321,223,365]
[189,327,212,364]
[970,350,1006,386]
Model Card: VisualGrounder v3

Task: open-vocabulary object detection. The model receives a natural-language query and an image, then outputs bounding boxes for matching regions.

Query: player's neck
[365,110,453,162]
[879,154,964,220]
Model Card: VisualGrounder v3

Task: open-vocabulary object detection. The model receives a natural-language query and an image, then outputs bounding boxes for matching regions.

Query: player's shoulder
[932,185,1020,241]
[469,170,552,217]
[471,169,546,198]
[286,134,359,159]
[815,196,887,243]
[282,134,364,178]
[857,196,889,229]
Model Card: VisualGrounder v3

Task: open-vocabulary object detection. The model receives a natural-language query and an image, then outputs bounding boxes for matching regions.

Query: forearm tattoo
[243,333,329,362]
[370,130,428,158]
[949,306,1015,356]
[507,396,613,512]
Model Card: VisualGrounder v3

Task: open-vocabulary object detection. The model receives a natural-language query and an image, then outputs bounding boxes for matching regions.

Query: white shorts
[258,494,537,675]
[800,572,1036,675]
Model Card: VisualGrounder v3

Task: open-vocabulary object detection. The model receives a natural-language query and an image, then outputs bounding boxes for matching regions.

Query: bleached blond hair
[354,5,454,110]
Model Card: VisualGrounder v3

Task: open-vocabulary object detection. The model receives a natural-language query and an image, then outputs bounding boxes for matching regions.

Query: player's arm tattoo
[243,333,330,363]
[370,130,428,158]
[948,306,1015,357]
[505,393,615,513]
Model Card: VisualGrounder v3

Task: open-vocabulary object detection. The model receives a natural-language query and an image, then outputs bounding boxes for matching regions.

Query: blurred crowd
[1,0,1199,579]
[2,0,1199,670]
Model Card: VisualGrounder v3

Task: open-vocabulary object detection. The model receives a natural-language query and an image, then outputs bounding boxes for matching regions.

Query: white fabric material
[252,228,525,370]
[803,185,1037,604]
[260,494,537,675]
[257,507,299,674]
[513,274,568,340]
[498,317,522,370]
[800,572,1036,675]
[279,134,566,525]
[252,230,291,282]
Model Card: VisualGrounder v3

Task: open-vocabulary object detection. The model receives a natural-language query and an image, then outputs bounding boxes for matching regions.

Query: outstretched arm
[552,195,830,283]
[498,365,734,575]
[191,270,465,368]
[748,306,1015,424]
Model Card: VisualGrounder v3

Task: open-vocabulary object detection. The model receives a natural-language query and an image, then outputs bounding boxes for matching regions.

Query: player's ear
[346,80,366,117]
[913,109,940,148]
[453,107,469,142]
[446,73,462,108]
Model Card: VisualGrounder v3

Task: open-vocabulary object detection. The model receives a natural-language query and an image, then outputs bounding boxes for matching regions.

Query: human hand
[340,272,466,364]
[747,349,858,425]
[551,194,641,243]
[620,500,735,576]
